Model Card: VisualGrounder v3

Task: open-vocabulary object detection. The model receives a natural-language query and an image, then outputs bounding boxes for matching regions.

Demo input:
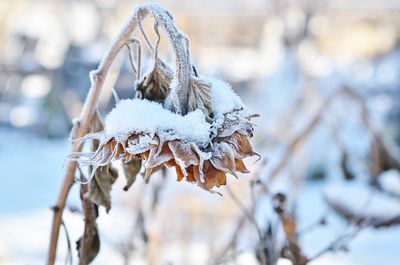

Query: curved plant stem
[47,3,191,264]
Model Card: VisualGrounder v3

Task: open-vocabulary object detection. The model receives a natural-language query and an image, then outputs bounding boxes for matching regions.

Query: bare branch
[226,186,267,265]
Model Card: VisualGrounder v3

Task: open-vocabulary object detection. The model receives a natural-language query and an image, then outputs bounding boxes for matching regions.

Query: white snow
[104,98,211,143]
[379,169,400,197]
[324,182,400,219]
[205,77,245,115]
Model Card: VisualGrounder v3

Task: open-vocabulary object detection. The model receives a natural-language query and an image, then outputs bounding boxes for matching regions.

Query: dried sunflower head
[74,77,257,192]
[71,3,258,193]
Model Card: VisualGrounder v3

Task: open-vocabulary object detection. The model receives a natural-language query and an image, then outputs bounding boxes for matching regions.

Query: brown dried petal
[235,159,249,173]
[226,132,254,159]
[168,140,199,167]
[185,165,196,182]
[175,165,185,181]
[146,143,174,168]
[210,142,237,177]
[126,134,157,155]
[202,161,227,189]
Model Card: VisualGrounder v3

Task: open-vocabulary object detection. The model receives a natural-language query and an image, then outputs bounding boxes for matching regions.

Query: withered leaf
[122,159,142,191]
[78,182,100,265]
[88,165,118,213]
[87,113,119,213]
[135,59,173,102]
[188,77,212,117]
[76,221,100,264]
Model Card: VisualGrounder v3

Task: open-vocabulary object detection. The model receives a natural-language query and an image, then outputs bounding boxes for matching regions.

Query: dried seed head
[74,103,256,192]
[71,3,259,195]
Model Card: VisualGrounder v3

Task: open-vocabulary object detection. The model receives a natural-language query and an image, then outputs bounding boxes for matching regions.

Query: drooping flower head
[71,3,258,195]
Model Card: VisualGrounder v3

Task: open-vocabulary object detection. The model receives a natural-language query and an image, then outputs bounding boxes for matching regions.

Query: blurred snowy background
[1,0,400,264]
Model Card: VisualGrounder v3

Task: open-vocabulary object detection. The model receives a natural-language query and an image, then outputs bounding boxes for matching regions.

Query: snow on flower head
[71,4,258,192]
[104,98,211,144]
[206,77,245,116]
[74,76,257,192]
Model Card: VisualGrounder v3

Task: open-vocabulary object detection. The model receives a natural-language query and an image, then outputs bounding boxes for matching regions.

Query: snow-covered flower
[70,3,258,193]
[74,77,257,192]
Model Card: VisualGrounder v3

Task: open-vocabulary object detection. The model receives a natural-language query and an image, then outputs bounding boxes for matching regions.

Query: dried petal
[168,141,199,167]
[146,143,174,168]
[210,142,237,177]
[226,132,254,159]
[235,159,249,173]
[202,161,227,189]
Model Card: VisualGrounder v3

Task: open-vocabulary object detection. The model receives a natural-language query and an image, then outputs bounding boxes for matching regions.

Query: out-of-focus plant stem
[46,7,151,265]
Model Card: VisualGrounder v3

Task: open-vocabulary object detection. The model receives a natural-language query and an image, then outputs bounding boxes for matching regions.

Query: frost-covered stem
[47,4,181,264]
[146,4,191,114]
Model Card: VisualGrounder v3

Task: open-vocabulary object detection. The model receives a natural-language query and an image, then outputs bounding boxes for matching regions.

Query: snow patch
[325,182,400,219]
[379,169,400,197]
[104,99,210,143]
[205,77,245,115]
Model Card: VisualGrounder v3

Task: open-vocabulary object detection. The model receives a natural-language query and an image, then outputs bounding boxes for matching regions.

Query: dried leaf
[135,59,173,102]
[88,165,118,213]
[122,159,142,191]
[188,77,212,117]
[78,180,100,265]
[282,215,297,241]
[76,222,100,264]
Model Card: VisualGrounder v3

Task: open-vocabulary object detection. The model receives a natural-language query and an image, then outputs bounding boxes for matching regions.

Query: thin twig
[264,96,333,187]
[297,214,328,236]
[226,186,267,265]
[137,11,153,51]
[213,215,245,264]
[126,39,140,74]
[61,219,73,265]
[307,226,361,262]
[126,38,142,82]
[310,184,379,262]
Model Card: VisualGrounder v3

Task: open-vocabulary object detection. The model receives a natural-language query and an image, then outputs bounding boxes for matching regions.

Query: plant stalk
[47,4,191,264]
